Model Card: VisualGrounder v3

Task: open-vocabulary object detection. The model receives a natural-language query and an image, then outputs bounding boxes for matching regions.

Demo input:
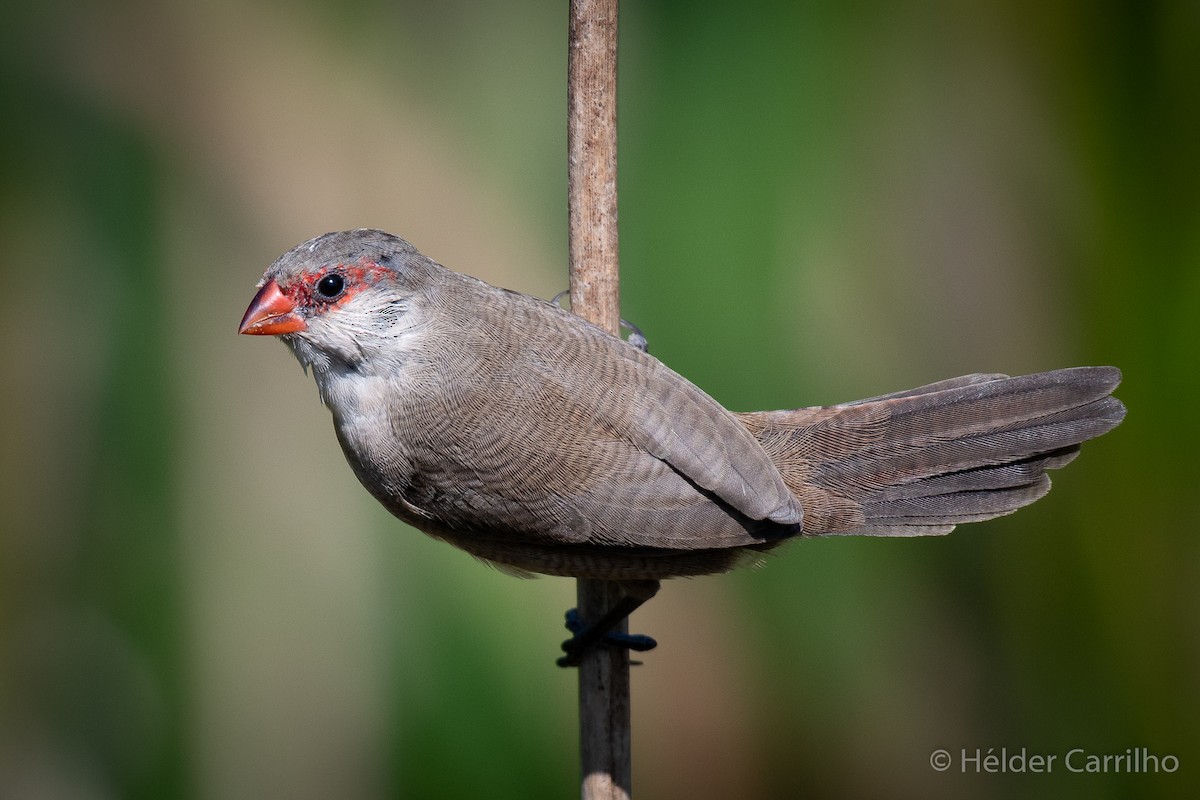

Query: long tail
[738,367,1125,536]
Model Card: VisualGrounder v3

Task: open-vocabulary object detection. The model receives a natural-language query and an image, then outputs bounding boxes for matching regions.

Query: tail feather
[842,373,1010,405]
[863,472,1051,527]
[843,368,1121,452]
[740,367,1125,537]
[823,396,1124,490]
[868,448,1077,503]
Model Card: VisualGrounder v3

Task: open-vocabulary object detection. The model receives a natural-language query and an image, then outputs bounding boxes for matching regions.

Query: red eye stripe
[278,280,311,307]
[292,260,391,307]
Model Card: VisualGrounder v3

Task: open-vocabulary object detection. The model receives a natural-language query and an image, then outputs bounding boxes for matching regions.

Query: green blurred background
[1,1,1195,798]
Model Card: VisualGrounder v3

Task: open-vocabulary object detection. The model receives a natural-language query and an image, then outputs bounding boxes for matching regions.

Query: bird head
[239,229,434,378]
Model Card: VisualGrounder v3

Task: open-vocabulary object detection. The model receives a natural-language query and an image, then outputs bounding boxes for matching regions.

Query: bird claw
[557,607,658,668]
[550,291,649,353]
[620,319,649,353]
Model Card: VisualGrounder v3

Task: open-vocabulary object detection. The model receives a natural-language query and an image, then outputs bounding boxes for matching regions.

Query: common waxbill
[239,229,1125,582]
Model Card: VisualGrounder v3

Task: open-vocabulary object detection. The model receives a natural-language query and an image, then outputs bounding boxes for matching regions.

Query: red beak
[239,279,307,335]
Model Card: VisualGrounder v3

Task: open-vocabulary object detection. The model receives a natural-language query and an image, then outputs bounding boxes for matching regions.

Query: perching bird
[240,229,1124,657]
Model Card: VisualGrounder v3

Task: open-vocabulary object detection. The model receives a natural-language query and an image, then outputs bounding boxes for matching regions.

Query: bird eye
[316,273,345,299]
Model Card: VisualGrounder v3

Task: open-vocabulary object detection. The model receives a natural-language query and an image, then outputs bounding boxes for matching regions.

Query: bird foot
[550,291,649,353]
[556,608,658,668]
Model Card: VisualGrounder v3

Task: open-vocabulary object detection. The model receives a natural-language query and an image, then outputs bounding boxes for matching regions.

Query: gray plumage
[242,229,1126,580]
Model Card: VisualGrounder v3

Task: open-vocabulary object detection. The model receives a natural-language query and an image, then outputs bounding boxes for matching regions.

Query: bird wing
[390,282,804,550]
[498,293,805,533]
[577,339,805,527]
